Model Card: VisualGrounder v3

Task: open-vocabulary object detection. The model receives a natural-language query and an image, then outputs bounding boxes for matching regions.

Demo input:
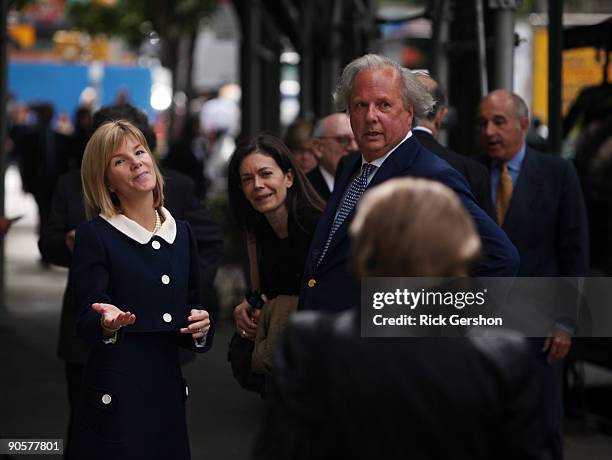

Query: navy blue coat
[494,148,589,277]
[299,135,520,312]
[68,212,213,460]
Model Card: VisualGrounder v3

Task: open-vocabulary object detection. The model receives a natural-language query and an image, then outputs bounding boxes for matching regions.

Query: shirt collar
[319,166,335,191]
[363,130,413,169]
[506,143,526,173]
[412,126,433,136]
[101,207,177,244]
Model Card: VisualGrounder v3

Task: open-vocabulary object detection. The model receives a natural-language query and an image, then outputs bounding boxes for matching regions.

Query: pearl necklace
[153,209,161,234]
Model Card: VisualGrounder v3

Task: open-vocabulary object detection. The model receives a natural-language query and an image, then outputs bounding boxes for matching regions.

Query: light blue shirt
[490,144,526,204]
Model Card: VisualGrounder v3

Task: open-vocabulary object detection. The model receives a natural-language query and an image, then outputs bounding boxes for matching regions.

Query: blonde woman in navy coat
[68,120,213,460]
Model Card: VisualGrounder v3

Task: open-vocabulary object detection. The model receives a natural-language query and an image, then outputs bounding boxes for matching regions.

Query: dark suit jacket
[483,148,589,460]
[483,148,589,277]
[413,128,496,221]
[306,167,331,201]
[254,310,545,460]
[298,135,520,312]
[38,168,223,363]
[17,126,72,195]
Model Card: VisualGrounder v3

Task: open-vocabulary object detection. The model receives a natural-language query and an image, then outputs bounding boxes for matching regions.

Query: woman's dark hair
[228,133,325,233]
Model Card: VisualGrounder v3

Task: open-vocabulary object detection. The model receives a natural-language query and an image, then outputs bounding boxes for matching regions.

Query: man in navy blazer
[478,89,589,460]
[299,54,519,313]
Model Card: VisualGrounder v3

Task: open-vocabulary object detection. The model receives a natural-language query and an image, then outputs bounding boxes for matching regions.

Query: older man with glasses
[307,113,359,201]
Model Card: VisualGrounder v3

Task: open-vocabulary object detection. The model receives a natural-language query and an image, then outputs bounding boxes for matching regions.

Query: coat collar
[101,207,177,244]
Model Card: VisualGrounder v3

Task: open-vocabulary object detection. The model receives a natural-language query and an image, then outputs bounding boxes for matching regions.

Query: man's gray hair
[510,92,529,122]
[333,54,434,119]
[312,117,327,138]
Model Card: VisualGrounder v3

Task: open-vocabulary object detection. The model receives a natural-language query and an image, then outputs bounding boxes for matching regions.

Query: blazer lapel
[308,154,362,266]
[502,148,544,232]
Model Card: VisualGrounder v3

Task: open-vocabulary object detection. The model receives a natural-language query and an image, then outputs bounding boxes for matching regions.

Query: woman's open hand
[92,302,136,337]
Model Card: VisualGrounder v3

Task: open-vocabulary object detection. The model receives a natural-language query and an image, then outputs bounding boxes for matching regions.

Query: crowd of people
[4,51,598,459]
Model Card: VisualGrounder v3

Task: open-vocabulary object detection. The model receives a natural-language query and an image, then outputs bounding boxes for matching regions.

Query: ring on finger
[241,329,247,337]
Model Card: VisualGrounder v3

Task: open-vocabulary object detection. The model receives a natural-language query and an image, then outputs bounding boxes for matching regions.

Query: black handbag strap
[246,232,260,292]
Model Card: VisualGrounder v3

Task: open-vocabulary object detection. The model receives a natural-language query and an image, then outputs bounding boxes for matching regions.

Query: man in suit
[307,113,358,201]
[17,103,72,242]
[412,73,496,220]
[299,54,519,313]
[478,89,589,460]
[38,103,223,448]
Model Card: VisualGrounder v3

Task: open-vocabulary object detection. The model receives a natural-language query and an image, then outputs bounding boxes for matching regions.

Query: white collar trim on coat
[101,207,177,244]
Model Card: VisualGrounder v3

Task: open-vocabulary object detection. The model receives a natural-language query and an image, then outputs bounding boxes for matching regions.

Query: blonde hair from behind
[81,119,164,220]
[350,177,481,277]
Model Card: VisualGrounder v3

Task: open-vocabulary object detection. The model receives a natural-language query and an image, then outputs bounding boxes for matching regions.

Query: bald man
[307,113,358,201]
[478,89,589,460]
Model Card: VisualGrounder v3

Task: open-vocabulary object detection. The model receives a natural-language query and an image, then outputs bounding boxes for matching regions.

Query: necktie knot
[360,162,375,179]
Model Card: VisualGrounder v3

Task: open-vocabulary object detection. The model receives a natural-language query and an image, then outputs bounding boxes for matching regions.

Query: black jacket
[306,167,331,202]
[254,310,545,460]
[413,129,496,221]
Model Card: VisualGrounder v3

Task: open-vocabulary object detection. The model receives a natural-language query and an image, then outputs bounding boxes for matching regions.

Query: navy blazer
[299,135,520,312]
[39,168,222,363]
[72,215,214,350]
[492,148,589,276]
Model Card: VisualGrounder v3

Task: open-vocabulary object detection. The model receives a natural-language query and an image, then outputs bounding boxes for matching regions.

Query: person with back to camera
[228,134,324,381]
[68,120,213,460]
[254,177,545,460]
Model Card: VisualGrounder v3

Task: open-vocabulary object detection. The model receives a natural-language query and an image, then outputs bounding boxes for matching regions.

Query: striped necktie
[317,162,376,267]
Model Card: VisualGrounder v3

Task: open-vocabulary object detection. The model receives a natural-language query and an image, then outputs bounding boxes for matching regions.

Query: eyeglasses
[316,135,355,147]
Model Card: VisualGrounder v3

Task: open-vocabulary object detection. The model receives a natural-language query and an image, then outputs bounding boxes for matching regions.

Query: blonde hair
[81,119,164,220]
[350,178,481,277]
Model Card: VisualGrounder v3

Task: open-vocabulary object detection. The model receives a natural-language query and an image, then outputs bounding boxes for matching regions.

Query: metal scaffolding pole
[548,0,563,154]
[432,0,451,94]
[238,1,263,138]
[475,0,489,96]
[489,0,518,90]
[0,0,8,310]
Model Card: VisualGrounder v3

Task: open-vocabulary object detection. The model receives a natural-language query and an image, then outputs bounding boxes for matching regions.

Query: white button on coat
[102,394,112,405]
[152,240,161,250]
[163,313,172,323]
[161,275,170,285]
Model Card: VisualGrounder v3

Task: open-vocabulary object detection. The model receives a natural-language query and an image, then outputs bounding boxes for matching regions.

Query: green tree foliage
[66,0,215,51]
[65,0,217,96]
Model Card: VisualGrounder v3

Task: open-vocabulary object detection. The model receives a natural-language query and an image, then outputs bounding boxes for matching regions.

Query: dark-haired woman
[228,134,324,374]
